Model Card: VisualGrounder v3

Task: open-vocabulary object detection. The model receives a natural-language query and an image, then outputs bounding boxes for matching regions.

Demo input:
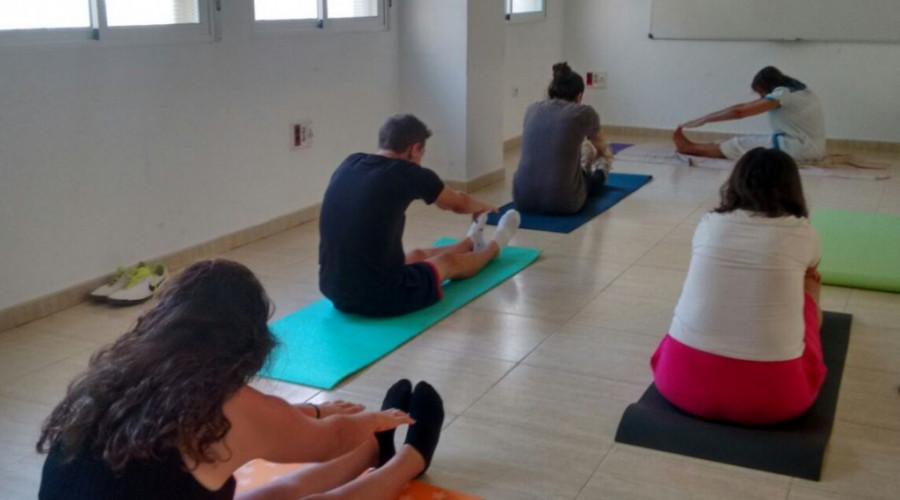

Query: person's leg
[585,168,608,198]
[427,210,520,281]
[238,382,445,500]
[428,243,500,281]
[235,438,380,500]
[673,127,727,158]
[236,440,425,500]
[405,237,474,264]
[375,379,412,467]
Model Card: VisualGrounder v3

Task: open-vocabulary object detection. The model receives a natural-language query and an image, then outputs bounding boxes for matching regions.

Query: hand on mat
[373,408,415,431]
[317,399,366,418]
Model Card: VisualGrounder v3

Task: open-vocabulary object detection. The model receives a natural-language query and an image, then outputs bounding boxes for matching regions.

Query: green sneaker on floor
[89,264,143,302]
[107,264,168,306]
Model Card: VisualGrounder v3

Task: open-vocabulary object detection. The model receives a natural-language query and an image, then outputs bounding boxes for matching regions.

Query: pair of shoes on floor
[89,263,168,305]
[467,210,521,252]
[375,379,444,476]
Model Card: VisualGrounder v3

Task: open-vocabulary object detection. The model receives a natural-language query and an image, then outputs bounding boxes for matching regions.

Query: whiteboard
[650,0,900,42]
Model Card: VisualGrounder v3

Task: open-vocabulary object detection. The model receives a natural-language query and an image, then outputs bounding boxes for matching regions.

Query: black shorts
[331,262,443,318]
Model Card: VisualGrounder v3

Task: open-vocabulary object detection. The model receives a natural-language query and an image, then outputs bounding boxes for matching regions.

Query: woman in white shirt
[651,148,826,425]
[673,66,826,162]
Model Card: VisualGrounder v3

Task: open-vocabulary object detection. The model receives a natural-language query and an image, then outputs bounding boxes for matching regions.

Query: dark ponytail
[751,66,807,94]
[548,62,585,101]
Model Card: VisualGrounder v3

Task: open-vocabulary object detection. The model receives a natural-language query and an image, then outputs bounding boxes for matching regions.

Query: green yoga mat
[811,209,900,293]
[260,239,541,389]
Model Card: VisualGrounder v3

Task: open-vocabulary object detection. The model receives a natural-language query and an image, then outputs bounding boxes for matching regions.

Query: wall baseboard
[602,125,900,153]
[0,203,321,333]
[503,136,522,151]
[444,167,506,193]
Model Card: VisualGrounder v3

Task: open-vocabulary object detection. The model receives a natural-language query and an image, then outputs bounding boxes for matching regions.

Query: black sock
[404,381,445,475]
[376,379,412,467]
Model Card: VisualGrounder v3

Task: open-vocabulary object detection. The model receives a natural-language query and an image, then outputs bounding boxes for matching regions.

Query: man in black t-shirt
[319,114,520,317]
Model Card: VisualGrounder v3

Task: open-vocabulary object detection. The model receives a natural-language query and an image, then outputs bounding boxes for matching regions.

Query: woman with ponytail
[674,66,826,162]
[513,62,614,215]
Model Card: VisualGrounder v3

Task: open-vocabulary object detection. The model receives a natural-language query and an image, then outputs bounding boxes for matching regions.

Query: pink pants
[651,294,826,425]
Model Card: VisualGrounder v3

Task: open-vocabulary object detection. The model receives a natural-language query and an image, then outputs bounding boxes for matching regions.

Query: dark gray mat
[614,311,852,480]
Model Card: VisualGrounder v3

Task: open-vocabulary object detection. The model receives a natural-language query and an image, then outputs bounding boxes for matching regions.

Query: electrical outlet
[290,120,313,150]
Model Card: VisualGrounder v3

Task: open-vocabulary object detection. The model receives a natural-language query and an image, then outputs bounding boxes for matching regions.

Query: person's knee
[427,253,456,279]
[406,248,430,263]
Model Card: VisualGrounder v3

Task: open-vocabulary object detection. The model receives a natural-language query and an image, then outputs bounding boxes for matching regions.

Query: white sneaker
[107,264,167,306]
[89,265,141,301]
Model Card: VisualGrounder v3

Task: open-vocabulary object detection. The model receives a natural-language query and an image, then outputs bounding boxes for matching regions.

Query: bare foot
[673,126,692,154]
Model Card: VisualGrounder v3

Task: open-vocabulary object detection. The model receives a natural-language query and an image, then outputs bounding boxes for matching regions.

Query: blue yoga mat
[610,143,634,154]
[487,172,653,234]
[259,239,540,389]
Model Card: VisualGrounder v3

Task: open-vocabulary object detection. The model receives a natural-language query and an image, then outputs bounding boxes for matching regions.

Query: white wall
[399,0,507,181]
[502,1,566,141]
[397,1,468,180]
[0,2,400,310]
[566,0,900,142]
[465,0,505,178]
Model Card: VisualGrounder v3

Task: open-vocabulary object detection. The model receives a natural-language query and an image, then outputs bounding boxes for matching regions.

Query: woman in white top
[673,66,826,162]
[651,148,827,425]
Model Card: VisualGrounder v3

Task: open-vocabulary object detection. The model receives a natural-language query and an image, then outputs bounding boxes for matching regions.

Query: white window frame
[253,0,388,37]
[0,0,217,48]
[505,0,546,24]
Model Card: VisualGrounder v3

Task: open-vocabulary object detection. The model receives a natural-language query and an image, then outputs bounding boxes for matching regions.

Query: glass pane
[106,0,200,27]
[0,0,90,30]
[327,0,377,19]
[510,0,543,15]
[254,0,317,21]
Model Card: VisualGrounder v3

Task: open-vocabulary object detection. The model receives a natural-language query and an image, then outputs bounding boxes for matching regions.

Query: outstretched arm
[681,98,779,129]
[588,129,614,165]
[434,187,498,217]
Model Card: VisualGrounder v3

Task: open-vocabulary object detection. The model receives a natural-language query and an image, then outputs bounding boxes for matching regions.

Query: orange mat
[235,459,482,499]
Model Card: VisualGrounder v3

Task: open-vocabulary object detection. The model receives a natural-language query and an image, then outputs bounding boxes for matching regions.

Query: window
[506,0,545,22]
[0,0,215,46]
[253,0,386,33]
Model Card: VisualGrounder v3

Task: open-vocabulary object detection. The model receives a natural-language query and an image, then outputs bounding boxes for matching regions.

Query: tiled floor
[2,137,899,499]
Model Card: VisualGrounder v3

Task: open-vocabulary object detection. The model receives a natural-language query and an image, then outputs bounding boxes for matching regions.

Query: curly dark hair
[714,148,809,218]
[548,62,585,101]
[37,259,275,471]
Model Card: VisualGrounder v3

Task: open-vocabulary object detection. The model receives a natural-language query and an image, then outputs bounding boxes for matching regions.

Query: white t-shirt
[766,87,826,161]
[669,210,821,361]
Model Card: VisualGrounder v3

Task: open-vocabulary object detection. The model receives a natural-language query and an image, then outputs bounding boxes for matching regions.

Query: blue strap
[772,133,785,150]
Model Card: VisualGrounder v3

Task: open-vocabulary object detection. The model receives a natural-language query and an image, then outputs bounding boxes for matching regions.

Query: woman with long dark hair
[37,259,445,500]
[651,148,826,425]
[513,62,614,215]
[673,66,826,162]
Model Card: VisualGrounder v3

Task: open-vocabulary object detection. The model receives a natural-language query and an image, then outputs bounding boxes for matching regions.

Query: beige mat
[615,144,892,180]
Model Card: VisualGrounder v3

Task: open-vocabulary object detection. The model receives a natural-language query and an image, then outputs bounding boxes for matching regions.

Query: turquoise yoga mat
[811,209,900,293]
[260,239,541,389]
